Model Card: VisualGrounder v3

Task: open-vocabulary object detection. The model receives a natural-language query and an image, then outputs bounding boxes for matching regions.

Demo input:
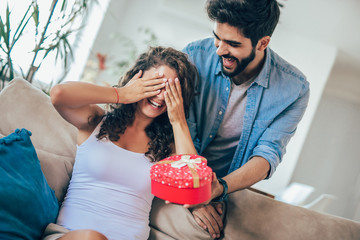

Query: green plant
[0,2,35,89]
[0,0,91,90]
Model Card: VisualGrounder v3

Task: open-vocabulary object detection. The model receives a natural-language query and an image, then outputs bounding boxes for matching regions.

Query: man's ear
[256,36,271,51]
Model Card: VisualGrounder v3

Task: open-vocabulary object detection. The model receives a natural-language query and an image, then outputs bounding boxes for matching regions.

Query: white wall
[253,30,337,195]
[84,0,211,85]
[87,0,360,220]
[277,0,360,220]
[290,58,360,219]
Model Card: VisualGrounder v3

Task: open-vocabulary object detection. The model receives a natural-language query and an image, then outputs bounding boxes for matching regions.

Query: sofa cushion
[0,78,77,201]
[0,128,59,240]
[223,189,360,240]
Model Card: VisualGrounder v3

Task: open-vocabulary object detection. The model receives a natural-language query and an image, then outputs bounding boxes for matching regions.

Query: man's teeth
[149,100,162,108]
[224,57,235,62]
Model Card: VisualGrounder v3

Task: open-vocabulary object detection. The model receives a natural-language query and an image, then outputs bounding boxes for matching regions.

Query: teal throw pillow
[0,129,59,240]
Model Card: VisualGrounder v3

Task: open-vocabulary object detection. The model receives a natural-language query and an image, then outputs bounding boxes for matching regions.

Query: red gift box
[150,154,213,204]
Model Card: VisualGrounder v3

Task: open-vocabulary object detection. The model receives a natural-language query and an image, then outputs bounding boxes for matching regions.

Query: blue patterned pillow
[0,129,59,240]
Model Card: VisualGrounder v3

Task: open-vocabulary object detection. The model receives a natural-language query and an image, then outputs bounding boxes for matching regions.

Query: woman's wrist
[171,119,187,128]
[113,87,120,104]
[113,87,127,104]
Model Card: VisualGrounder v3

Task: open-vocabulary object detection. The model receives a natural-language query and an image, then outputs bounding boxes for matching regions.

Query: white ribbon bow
[171,155,202,169]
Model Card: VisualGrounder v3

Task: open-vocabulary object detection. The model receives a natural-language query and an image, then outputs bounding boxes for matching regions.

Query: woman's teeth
[149,100,162,108]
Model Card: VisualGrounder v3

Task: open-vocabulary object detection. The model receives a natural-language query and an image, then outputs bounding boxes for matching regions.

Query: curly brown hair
[93,46,197,162]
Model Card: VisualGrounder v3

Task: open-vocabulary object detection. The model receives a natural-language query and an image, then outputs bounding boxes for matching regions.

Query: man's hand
[191,202,224,239]
[164,171,225,238]
[182,172,223,209]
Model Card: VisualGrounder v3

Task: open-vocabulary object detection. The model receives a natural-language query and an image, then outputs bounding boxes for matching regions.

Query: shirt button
[226,87,229,91]
[209,135,213,138]
[219,111,223,115]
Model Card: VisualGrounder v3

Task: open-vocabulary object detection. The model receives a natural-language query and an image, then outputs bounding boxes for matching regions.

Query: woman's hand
[165,77,197,155]
[164,78,186,125]
[119,70,167,104]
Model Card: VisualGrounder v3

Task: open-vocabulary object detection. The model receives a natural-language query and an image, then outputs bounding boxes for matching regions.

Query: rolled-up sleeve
[250,86,310,178]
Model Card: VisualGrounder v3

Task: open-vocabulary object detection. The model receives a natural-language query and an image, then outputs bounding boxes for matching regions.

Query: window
[0,0,110,85]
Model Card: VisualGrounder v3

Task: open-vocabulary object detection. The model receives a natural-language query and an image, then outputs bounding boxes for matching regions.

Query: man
[149,0,309,239]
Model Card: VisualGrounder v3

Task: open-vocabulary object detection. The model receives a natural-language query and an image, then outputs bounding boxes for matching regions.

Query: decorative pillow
[0,128,59,240]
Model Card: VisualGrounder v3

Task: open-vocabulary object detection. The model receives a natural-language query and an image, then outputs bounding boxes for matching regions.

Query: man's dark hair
[207,0,280,46]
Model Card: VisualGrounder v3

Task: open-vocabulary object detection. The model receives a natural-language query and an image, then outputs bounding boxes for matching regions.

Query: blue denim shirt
[183,38,310,178]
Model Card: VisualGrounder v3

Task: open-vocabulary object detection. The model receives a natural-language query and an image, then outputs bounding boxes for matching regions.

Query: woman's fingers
[164,90,171,107]
[139,72,167,95]
[168,78,179,101]
[135,73,166,96]
[143,89,161,99]
[165,80,176,104]
[141,72,164,83]
[174,78,182,97]
[134,70,143,79]
[166,78,183,102]
[145,82,166,93]
[144,79,166,92]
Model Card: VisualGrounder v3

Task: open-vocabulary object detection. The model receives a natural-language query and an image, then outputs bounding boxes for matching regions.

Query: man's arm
[223,156,269,194]
[190,87,310,237]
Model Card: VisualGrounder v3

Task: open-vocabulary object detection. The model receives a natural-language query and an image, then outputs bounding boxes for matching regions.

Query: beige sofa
[1,78,360,240]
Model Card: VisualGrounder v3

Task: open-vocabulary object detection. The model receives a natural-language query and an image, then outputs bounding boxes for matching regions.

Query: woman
[48,46,198,240]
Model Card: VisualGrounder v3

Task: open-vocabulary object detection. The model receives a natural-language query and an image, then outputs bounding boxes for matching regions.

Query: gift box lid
[150,154,212,189]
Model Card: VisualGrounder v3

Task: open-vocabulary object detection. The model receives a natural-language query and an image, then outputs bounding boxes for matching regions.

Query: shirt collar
[215,56,223,76]
[253,47,271,88]
[214,48,271,88]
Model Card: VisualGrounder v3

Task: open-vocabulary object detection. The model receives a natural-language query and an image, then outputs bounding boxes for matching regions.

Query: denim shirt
[183,38,310,178]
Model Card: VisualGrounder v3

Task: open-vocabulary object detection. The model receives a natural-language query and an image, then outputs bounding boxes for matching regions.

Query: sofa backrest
[0,78,77,202]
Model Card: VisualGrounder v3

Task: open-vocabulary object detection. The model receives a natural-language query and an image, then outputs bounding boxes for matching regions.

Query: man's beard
[221,47,256,78]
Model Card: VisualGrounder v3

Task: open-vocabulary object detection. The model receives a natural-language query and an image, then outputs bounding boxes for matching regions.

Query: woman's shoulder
[77,115,105,146]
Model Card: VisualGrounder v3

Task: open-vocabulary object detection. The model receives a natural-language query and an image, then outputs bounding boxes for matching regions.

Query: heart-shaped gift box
[150,154,213,204]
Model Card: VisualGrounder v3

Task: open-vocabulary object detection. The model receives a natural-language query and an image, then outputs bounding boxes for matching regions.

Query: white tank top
[57,123,154,240]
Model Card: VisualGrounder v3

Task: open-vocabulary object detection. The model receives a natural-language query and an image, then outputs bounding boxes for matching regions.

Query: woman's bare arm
[164,78,197,155]
[50,71,167,132]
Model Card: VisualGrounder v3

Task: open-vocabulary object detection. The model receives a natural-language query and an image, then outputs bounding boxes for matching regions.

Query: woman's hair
[206,0,280,46]
[94,46,197,162]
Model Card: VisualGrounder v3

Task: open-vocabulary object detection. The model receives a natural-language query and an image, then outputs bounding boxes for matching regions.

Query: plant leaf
[0,17,5,47]
[32,2,39,28]
[4,4,10,48]
[10,5,34,52]
[60,0,67,12]
[12,3,33,43]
